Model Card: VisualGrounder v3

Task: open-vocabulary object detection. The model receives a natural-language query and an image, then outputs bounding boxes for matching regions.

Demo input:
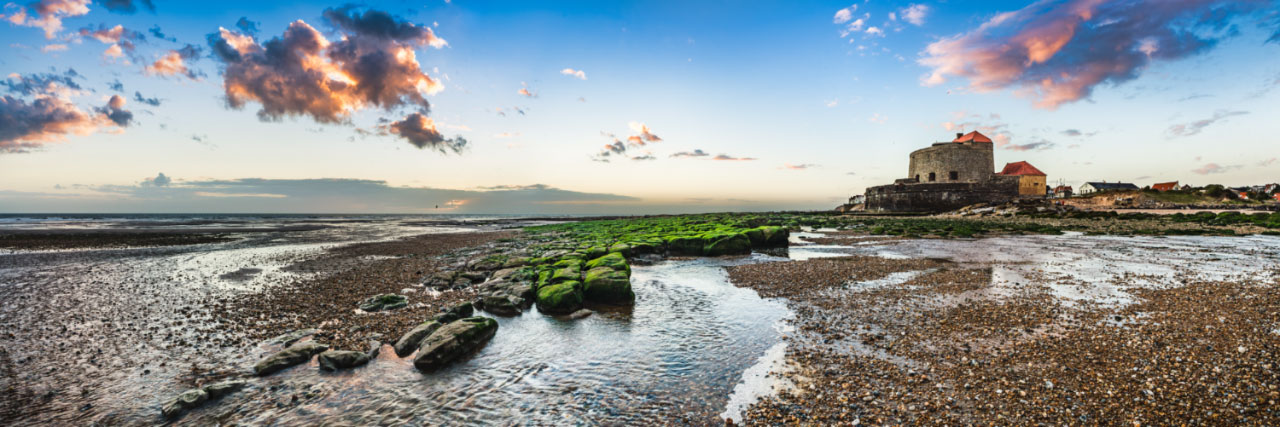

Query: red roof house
[1151,181,1179,191]
[952,131,993,143]
[996,161,1047,176]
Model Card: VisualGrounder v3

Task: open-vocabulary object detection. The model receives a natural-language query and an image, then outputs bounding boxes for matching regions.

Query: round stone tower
[906,131,994,184]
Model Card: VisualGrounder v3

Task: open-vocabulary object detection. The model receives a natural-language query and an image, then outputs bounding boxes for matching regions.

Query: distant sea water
[0,213,595,231]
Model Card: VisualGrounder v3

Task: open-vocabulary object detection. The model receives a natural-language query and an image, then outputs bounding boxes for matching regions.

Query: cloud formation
[1,0,90,38]
[79,24,145,60]
[1,71,131,153]
[919,0,1273,109]
[1191,163,1240,175]
[146,44,202,79]
[901,4,929,26]
[97,0,154,14]
[714,154,756,161]
[781,163,817,170]
[141,172,170,186]
[384,112,467,153]
[560,68,586,80]
[208,6,447,123]
[670,149,709,158]
[1003,139,1055,151]
[1167,110,1248,137]
[133,91,160,106]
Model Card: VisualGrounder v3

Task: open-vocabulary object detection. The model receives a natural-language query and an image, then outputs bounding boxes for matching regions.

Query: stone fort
[864,131,1040,213]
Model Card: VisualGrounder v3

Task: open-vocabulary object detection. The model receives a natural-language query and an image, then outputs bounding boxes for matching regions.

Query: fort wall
[907,143,994,184]
[865,176,1020,213]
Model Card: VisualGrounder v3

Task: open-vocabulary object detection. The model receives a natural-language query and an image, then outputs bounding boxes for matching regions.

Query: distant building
[1274,193,1280,202]
[1265,183,1279,194]
[1151,181,1179,192]
[1079,181,1140,195]
[1051,185,1073,198]
[996,161,1047,197]
[849,195,866,205]
[864,131,1022,213]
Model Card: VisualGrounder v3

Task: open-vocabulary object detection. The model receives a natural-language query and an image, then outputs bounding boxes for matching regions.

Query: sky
[1,0,1278,214]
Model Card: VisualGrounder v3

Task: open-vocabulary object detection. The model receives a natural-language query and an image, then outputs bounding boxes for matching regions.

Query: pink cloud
[919,0,1271,109]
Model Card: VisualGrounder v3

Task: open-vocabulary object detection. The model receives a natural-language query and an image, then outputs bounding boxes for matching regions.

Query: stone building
[997,161,1047,196]
[864,131,1022,213]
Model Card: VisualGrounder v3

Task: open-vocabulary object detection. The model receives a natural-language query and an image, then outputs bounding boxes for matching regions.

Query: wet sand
[213,230,518,352]
[729,235,1280,425]
[0,231,237,250]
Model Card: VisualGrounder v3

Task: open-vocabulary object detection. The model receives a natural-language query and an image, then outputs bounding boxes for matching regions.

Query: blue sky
[1,0,1278,213]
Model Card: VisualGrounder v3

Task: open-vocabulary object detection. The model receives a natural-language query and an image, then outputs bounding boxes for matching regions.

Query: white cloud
[902,4,930,26]
[560,68,586,80]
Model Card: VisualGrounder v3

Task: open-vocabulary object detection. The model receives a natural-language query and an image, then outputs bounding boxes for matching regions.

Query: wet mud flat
[731,234,1280,425]
[0,224,508,425]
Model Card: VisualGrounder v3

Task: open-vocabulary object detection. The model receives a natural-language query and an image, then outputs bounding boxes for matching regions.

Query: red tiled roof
[997,161,1046,176]
[953,131,993,143]
[1151,181,1178,191]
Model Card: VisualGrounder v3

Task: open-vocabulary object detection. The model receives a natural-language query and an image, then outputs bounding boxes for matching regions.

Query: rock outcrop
[358,294,408,312]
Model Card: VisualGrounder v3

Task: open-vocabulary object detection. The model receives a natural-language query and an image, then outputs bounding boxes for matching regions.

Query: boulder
[491,267,521,281]
[470,257,504,271]
[536,280,583,314]
[253,341,329,376]
[667,235,706,255]
[318,350,371,371]
[393,321,442,357]
[161,380,247,419]
[585,252,629,273]
[704,233,751,256]
[755,226,790,247]
[583,267,634,304]
[568,309,594,320]
[480,294,523,316]
[432,302,475,323]
[459,271,488,282]
[358,294,408,312]
[413,317,499,372]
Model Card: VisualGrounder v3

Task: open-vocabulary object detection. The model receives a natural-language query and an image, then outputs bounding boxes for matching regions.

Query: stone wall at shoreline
[865,177,1019,213]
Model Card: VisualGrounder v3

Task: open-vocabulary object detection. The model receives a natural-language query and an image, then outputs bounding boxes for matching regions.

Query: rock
[317,350,371,371]
[583,266,634,304]
[704,233,751,256]
[502,256,531,268]
[161,388,207,420]
[413,317,499,372]
[667,235,706,255]
[432,302,475,323]
[747,226,790,248]
[608,243,632,256]
[202,380,247,399]
[491,267,522,281]
[584,246,608,260]
[471,258,503,271]
[568,309,593,320]
[358,294,408,312]
[536,280,583,314]
[393,321,443,357]
[253,341,329,376]
[459,271,488,282]
[161,380,246,419]
[480,294,523,316]
[585,252,629,273]
[264,328,318,348]
[423,271,456,288]
[549,264,582,284]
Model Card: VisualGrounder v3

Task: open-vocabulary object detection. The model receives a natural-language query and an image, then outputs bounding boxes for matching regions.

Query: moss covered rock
[583,266,634,304]
[253,341,329,376]
[667,235,706,255]
[358,294,408,312]
[393,320,442,357]
[704,232,751,256]
[585,252,629,273]
[536,280,583,314]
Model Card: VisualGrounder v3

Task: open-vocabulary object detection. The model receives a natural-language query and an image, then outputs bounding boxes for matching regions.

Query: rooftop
[997,161,1046,176]
[952,131,993,143]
